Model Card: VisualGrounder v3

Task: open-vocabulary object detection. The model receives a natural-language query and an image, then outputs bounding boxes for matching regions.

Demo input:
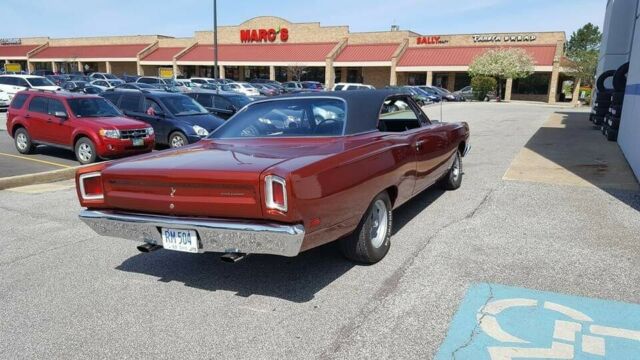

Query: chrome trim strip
[79,210,305,257]
[463,143,471,157]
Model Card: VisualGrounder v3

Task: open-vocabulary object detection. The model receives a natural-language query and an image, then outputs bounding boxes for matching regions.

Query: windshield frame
[209,96,348,140]
[26,77,56,87]
[160,95,210,116]
[67,97,123,118]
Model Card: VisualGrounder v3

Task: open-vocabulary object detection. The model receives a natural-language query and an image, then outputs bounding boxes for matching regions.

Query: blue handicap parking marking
[435,283,640,359]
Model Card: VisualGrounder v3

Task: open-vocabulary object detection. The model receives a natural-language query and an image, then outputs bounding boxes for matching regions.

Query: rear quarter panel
[267,132,417,251]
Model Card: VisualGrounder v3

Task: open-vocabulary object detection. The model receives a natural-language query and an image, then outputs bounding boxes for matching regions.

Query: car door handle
[415,140,426,150]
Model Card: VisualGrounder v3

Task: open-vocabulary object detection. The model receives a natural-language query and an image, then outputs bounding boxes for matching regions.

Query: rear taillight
[265,175,287,212]
[79,172,103,200]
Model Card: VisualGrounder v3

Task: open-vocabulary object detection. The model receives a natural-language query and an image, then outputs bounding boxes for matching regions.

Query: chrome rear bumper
[79,210,305,257]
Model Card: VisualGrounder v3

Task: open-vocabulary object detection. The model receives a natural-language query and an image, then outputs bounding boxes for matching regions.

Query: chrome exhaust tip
[220,252,247,263]
[137,243,162,253]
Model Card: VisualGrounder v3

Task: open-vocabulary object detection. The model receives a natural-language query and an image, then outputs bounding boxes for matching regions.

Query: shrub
[471,76,497,101]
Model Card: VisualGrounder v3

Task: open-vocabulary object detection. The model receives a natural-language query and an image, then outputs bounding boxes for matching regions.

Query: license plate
[132,138,144,146]
[161,228,199,253]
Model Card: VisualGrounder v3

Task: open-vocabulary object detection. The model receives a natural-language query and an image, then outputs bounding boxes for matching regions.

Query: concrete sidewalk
[504,111,639,191]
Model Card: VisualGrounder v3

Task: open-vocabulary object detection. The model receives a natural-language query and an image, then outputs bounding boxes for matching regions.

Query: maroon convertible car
[76,90,470,264]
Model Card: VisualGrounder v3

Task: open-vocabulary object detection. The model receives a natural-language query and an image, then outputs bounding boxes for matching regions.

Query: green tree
[468,48,534,101]
[565,23,602,86]
[471,76,497,101]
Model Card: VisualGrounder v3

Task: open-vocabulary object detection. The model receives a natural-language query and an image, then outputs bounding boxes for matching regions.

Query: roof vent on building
[390,25,400,32]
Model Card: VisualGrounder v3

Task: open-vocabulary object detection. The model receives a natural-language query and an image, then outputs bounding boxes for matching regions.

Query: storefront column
[76,61,83,74]
[269,65,275,81]
[340,67,347,82]
[219,65,225,79]
[172,62,179,78]
[548,67,560,104]
[105,61,112,74]
[324,60,335,88]
[27,61,35,74]
[51,61,58,73]
[426,71,433,86]
[447,72,456,91]
[504,78,513,101]
[239,66,245,81]
[571,78,581,105]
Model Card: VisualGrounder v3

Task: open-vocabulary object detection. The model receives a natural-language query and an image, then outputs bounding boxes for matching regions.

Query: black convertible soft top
[274,90,407,135]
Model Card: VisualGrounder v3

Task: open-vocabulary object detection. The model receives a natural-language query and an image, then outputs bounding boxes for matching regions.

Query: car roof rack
[27,88,58,94]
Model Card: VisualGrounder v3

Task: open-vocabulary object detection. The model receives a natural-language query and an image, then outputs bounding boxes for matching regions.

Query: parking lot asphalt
[0,112,79,178]
[1,102,639,359]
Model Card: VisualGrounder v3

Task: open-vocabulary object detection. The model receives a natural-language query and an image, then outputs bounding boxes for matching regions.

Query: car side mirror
[54,111,68,119]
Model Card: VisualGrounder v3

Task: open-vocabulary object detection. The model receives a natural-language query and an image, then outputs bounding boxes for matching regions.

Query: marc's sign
[240,27,289,43]
[472,34,537,43]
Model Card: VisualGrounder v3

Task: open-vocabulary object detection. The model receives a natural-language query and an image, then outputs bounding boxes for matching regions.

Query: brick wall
[362,67,390,88]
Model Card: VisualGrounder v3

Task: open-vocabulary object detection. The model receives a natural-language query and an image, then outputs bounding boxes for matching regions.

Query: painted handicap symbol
[435,284,640,359]
[478,298,640,359]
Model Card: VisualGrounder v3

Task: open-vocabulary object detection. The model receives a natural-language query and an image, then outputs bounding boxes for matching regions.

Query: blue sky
[4,0,605,38]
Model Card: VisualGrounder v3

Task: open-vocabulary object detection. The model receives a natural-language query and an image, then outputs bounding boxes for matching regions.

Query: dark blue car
[102,90,224,148]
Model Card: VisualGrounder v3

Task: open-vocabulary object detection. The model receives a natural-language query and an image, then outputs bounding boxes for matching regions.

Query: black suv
[102,90,224,148]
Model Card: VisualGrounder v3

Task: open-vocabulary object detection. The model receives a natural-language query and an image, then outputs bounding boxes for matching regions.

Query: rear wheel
[14,128,34,154]
[340,192,392,264]
[169,131,188,148]
[440,151,463,190]
[75,137,97,164]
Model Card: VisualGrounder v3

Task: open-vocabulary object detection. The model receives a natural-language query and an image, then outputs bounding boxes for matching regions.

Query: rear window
[334,85,344,91]
[9,93,29,109]
[211,98,346,139]
[28,96,48,113]
[26,77,55,87]
[120,95,141,112]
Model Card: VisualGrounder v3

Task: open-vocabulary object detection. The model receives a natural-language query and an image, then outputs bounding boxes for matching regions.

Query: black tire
[14,127,35,154]
[339,192,392,264]
[596,70,616,92]
[592,115,605,126]
[593,100,611,108]
[606,115,621,130]
[604,126,618,142]
[74,137,97,164]
[613,62,629,91]
[609,104,622,117]
[440,151,463,190]
[611,92,625,104]
[168,131,188,148]
[596,91,612,102]
[591,108,608,116]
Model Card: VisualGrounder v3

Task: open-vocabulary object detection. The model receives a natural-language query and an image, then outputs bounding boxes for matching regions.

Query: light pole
[213,0,219,79]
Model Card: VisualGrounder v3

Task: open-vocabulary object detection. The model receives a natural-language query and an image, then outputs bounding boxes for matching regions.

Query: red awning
[31,44,150,59]
[141,47,184,62]
[335,43,399,62]
[398,45,557,67]
[0,45,39,58]
[178,43,337,62]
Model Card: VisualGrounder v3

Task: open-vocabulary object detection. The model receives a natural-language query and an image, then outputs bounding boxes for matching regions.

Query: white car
[224,82,260,96]
[0,89,10,109]
[189,77,219,87]
[0,75,60,100]
[90,79,124,90]
[89,72,120,80]
[332,82,375,91]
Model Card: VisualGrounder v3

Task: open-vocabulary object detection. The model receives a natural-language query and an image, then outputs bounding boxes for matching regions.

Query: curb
[0,166,79,191]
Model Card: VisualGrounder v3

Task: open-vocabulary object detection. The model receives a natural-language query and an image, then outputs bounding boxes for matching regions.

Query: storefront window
[513,73,550,95]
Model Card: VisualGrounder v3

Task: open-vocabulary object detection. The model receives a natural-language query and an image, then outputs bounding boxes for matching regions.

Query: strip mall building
[0,16,571,103]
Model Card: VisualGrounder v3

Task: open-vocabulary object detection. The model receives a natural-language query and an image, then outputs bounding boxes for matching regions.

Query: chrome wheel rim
[77,143,92,162]
[452,155,461,181]
[370,199,389,248]
[171,135,185,148]
[16,133,28,151]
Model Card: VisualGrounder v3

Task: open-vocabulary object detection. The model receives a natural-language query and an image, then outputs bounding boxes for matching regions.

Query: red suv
[6,90,155,164]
